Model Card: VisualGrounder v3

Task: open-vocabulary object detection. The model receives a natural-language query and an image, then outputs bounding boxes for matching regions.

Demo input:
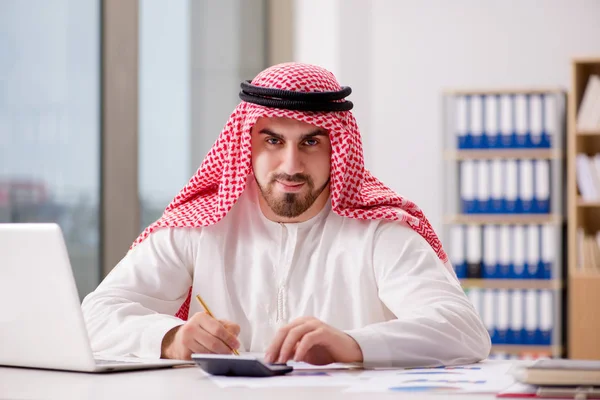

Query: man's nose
[280,147,304,176]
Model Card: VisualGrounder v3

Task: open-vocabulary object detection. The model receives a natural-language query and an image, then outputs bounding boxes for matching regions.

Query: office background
[1,0,600,358]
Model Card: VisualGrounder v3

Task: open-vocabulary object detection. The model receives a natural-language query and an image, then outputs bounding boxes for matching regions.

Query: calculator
[191,354,294,377]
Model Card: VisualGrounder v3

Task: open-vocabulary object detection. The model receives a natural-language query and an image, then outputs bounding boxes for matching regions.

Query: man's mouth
[275,180,305,192]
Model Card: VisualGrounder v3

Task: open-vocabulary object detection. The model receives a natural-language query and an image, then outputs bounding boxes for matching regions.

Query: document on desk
[205,353,362,389]
[344,360,516,394]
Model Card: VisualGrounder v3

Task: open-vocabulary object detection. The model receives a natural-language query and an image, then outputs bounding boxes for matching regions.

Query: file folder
[460,160,477,214]
[477,160,491,213]
[456,95,469,149]
[542,94,555,148]
[512,226,526,279]
[525,289,539,345]
[483,289,497,343]
[483,225,498,279]
[450,225,467,279]
[466,225,482,278]
[496,289,510,344]
[485,94,500,148]
[498,225,512,279]
[529,94,543,148]
[519,159,535,213]
[515,94,528,148]
[505,160,519,213]
[470,95,484,148]
[539,290,553,345]
[491,160,504,213]
[534,160,551,213]
[500,94,514,148]
[526,225,541,279]
[509,289,525,345]
[541,225,554,279]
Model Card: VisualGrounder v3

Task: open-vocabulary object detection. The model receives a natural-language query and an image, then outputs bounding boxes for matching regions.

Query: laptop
[0,223,194,372]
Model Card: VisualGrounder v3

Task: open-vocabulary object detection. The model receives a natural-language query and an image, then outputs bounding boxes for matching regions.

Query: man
[82,63,491,368]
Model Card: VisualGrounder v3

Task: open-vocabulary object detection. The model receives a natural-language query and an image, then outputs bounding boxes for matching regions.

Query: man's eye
[304,139,318,146]
[266,138,281,145]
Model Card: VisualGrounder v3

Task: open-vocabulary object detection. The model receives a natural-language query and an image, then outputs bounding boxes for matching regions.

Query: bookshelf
[442,88,567,360]
[567,58,600,360]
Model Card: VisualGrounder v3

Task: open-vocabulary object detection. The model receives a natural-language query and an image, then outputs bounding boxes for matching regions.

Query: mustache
[271,173,311,184]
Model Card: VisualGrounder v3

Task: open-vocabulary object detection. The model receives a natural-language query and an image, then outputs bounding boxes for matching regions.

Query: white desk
[0,363,517,400]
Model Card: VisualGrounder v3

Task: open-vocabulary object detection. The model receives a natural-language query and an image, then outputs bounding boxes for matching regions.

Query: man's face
[251,117,332,219]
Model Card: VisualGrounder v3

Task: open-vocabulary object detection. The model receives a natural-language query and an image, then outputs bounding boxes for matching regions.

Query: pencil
[195,294,240,356]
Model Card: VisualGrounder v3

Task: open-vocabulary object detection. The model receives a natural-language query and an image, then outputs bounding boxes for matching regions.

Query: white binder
[456,95,469,148]
[500,94,514,148]
[529,94,543,148]
[519,159,534,213]
[505,160,519,213]
[485,95,499,148]
[470,95,484,148]
[461,160,477,213]
[524,289,539,344]
[496,289,510,344]
[510,290,524,344]
[513,225,526,279]
[498,225,512,279]
[514,94,528,147]
[534,160,551,213]
[466,225,482,278]
[477,160,490,213]
[491,159,504,213]
[527,225,540,279]
[483,225,498,278]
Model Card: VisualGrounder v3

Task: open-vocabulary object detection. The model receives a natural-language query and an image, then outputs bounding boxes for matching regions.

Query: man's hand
[161,312,240,360]
[263,317,363,365]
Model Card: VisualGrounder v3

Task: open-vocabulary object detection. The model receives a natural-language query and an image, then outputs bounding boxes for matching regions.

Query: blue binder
[534,160,551,214]
[499,95,514,148]
[510,226,526,279]
[524,289,539,345]
[540,94,554,148]
[483,225,498,279]
[519,160,535,214]
[471,95,485,149]
[539,290,553,345]
[525,225,541,279]
[456,95,470,149]
[461,160,477,214]
[514,94,529,148]
[484,95,501,148]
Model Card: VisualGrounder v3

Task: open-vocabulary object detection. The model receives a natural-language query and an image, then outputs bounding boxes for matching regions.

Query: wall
[293,0,600,233]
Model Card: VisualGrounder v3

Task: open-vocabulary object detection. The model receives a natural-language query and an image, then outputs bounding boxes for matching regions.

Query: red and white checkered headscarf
[131,62,450,320]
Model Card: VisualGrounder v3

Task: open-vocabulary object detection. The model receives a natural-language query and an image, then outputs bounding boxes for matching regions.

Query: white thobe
[81,179,491,368]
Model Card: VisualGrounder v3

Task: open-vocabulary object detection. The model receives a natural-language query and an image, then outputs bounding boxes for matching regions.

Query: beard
[256,173,329,218]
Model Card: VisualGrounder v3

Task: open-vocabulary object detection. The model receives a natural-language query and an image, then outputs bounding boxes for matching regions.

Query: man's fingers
[293,329,325,362]
[277,323,315,364]
[265,317,316,363]
[194,328,235,354]
[219,319,241,337]
[197,313,240,350]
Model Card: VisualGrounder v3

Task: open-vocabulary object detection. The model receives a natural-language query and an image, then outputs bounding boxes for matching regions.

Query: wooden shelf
[460,279,562,290]
[491,345,562,355]
[577,130,600,136]
[445,214,562,225]
[445,149,560,160]
[577,196,600,207]
[567,58,600,360]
